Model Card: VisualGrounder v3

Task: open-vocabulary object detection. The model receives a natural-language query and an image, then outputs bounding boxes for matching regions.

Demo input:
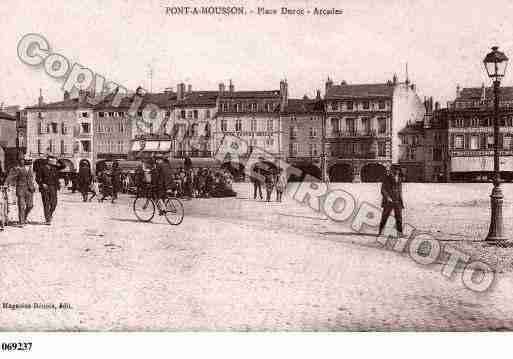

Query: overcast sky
[2,0,513,107]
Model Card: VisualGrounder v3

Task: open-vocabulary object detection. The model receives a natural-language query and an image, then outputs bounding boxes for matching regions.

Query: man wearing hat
[378,164,404,236]
[36,155,64,225]
[5,157,36,227]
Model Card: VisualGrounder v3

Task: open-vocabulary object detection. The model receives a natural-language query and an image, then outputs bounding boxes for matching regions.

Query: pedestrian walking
[251,166,263,200]
[275,168,287,202]
[35,156,64,225]
[77,160,92,202]
[110,161,122,203]
[378,164,404,236]
[264,171,275,202]
[5,158,36,227]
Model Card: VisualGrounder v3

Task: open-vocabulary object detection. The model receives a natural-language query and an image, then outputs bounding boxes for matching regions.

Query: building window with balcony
[82,140,91,153]
[309,127,317,138]
[504,135,512,149]
[362,100,370,110]
[331,118,339,133]
[290,126,298,139]
[221,119,228,132]
[235,119,242,132]
[266,103,273,112]
[378,117,387,134]
[362,117,371,134]
[82,112,89,118]
[346,118,356,134]
[37,139,41,154]
[222,103,229,112]
[48,139,53,153]
[99,112,105,117]
[61,123,66,134]
[60,140,65,154]
[180,110,186,119]
[206,109,211,119]
[378,141,386,156]
[81,123,90,134]
[309,143,318,156]
[470,135,479,150]
[346,101,353,110]
[454,135,464,149]
[487,135,494,149]
[51,122,58,133]
[378,101,386,110]
[137,111,143,117]
[265,138,274,147]
[433,148,443,161]
[193,110,198,119]
[38,121,43,135]
[267,119,273,132]
[290,142,299,156]
[250,119,257,132]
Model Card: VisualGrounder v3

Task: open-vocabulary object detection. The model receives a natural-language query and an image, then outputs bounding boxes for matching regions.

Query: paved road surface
[1,184,513,330]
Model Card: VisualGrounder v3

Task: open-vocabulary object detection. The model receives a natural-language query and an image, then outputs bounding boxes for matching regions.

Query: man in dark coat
[5,158,36,227]
[77,160,92,202]
[155,157,174,199]
[36,156,64,225]
[251,165,263,200]
[378,164,404,236]
[110,161,122,203]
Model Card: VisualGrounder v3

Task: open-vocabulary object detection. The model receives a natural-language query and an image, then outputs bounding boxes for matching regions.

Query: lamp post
[483,46,509,242]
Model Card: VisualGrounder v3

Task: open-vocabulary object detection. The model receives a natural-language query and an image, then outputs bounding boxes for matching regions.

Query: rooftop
[325,83,394,100]
[282,98,324,114]
[220,90,281,99]
[457,86,513,102]
[0,111,16,121]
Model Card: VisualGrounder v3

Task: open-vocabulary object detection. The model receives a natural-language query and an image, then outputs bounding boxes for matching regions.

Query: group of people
[134,157,237,199]
[76,160,122,203]
[251,167,287,202]
[1,155,64,228]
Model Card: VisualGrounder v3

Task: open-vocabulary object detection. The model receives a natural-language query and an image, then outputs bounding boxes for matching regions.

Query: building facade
[0,111,17,171]
[214,80,287,176]
[444,84,513,182]
[280,95,325,181]
[324,77,425,182]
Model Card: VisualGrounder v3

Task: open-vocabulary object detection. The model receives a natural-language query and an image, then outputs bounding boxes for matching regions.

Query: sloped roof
[175,91,218,106]
[221,90,281,99]
[282,98,324,114]
[26,98,89,110]
[0,111,16,120]
[457,86,513,101]
[325,83,394,99]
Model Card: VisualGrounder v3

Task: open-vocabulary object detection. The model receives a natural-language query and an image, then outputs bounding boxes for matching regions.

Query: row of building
[3,76,513,182]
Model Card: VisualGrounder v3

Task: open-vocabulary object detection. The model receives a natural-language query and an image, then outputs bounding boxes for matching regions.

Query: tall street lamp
[483,46,509,242]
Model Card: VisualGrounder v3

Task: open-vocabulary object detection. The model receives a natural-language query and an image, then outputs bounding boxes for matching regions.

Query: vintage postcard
[1,0,513,344]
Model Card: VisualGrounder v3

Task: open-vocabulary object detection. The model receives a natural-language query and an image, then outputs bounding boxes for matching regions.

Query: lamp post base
[485,183,507,242]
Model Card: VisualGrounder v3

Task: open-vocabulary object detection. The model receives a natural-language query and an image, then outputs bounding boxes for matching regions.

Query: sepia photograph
[1,0,513,353]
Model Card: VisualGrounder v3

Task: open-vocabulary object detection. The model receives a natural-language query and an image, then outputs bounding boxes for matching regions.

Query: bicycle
[132,186,184,225]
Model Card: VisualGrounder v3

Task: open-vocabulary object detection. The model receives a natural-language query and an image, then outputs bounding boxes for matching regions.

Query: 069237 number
[2,342,32,351]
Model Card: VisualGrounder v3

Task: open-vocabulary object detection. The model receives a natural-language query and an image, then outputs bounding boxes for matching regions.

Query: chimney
[78,89,87,103]
[63,90,70,101]
[456,84,461,98]
[435,101,440,110]
[177,83,185,101]
[392,74,398,85]
[229,79,234,92]
[280,79,288,111]
[340,80,347,85]
[38,88,44,106]
[316,89,321,100]
[187,84,192,93]
[481,82,486,101]
[303,94,309,100]
[219,82,225,96]
[325,77,333,95]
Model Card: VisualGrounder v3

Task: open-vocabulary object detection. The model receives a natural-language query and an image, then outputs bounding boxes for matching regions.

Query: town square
[3,0,513,345]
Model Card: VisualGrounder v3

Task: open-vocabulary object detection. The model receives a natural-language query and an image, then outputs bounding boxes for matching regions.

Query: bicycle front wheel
[163,197,184,225]
[133,196,155,222]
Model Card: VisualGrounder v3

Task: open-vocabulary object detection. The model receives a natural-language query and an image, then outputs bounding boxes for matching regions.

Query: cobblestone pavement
[1,183,513,331]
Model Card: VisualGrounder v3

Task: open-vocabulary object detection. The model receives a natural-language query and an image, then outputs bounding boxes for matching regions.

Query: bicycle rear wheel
[163,197,184,225]
[133,196,155,222]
